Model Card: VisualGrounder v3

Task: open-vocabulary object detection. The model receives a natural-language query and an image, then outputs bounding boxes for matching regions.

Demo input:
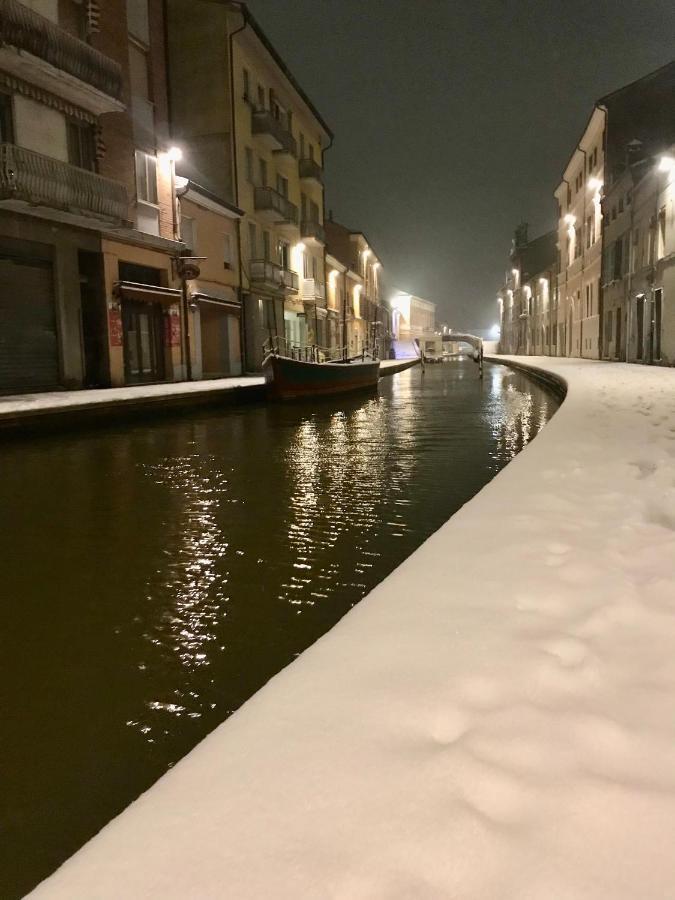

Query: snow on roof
[29,357,675,899]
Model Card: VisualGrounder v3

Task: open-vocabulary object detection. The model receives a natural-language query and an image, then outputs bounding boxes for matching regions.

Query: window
[126,0,149,43]
[309,200,319,223]
[278,240,290,269]
[181,215,196,250]
[612,237,623,280]
[309,143,315,162]
[243,68,250,101]
[657,207,666,260]
[67,119,96,171]
[618,197,624,214]
[259,157,267,187]
[276,174,288,198]
[60,0,87,40]
[585,214,593,249]
[134,150,158,204]
[0,93,14,143]
[223,234,232,269]
[299,132,305,159]
[257,85,265,109]
[245,147,254,182]
[300,193,307,221]
[248,222,256,258]
[574,225,582,259]
[262,230,270,261]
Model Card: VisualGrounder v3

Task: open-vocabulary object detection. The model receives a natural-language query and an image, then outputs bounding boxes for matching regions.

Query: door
[615,308,622,360]
[0,251,60,394]
[122,300,165,384]
[636,296,644,360]
[79,251,108,388]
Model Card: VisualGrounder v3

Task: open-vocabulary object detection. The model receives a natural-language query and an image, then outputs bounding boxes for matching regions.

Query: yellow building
[166,1,333,370]
[325,219,384,357]
[177,181,243,378]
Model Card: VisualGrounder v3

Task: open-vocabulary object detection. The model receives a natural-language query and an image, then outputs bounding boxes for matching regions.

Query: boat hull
[263,355,381,400]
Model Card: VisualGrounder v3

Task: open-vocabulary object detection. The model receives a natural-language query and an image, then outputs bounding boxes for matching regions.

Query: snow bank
[30,358,675,899]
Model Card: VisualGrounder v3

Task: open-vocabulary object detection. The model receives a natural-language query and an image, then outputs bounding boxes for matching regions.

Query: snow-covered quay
[30,357,675,899]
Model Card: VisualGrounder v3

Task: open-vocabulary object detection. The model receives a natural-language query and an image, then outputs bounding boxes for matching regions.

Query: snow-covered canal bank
[31,357,675,899]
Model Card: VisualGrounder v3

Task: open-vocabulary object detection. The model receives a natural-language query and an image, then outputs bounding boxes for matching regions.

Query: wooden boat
[263,352,381,400]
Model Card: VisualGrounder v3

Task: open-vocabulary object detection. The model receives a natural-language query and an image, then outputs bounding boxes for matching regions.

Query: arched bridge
[441,332,483,354]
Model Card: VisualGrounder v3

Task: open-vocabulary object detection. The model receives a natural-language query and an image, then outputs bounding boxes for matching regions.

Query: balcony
[0,0,124,114]
[301,277,326,304]
[300,219,326,247]
[254,186,298,231]
[0,143,129,225]
[298,157,323,185]
[251,108,297,158]
[249,259,299,294]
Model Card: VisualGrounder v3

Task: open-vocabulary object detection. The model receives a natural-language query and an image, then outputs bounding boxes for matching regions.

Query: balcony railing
[302,277,326,302]
[0,143,128,223]
[249,259,299,293]
[298,157,323,184]
[301,219,326,244]
[251,109,297,157]
[254,186,298,225]
[0,0,123,100]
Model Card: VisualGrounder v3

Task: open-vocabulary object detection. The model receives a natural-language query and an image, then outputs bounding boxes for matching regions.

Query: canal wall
[30,356,675,899]
[0,360,418,434]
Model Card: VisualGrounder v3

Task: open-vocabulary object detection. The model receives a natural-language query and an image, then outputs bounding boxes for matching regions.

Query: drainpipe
[228,5,249,370]
[562,178,571,356]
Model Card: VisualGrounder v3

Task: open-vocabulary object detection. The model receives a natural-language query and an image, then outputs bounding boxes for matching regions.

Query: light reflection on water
[0,360,558,899]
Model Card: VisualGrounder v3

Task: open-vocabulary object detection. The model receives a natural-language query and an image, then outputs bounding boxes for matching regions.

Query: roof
[233,2,333,141]
[598,58,675,106]
[514,229,557,280]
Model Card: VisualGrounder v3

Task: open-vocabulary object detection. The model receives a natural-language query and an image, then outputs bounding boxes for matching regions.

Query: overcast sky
[247,0,675,329]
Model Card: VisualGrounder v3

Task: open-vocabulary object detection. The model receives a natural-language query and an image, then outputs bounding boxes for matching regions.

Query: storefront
[191,292,242,378]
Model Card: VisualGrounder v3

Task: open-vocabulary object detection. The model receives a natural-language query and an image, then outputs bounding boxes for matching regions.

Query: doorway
[122,300,165,384]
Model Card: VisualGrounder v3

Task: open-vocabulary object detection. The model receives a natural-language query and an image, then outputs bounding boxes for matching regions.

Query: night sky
[247,0,675,330]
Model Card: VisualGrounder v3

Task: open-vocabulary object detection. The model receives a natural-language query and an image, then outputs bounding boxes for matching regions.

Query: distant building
[325,219,386,357]
[498,225,557,356]
[389,292,436,358]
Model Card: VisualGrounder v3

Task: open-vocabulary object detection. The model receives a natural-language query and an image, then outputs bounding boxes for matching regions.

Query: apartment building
[553,60,675,361]
[177,180,243,377]
[498,224,557,356]
[601,148,675,364]
[325,218,384,356]
[0,0,187,393]
[166,1,332,371]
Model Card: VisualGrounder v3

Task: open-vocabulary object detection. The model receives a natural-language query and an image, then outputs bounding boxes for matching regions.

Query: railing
[301,277,326,302]
[251,109,297,157]
[298,157,323,183]
[0,143,128,222]
[254,186,298,224]
[300,220,326,243]
[263,334,379,363]
[249,258,299,293]
[0,0,123,99]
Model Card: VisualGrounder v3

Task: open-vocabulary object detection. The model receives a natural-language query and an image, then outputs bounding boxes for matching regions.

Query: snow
[0,376,265,419]
[29,357,675,899]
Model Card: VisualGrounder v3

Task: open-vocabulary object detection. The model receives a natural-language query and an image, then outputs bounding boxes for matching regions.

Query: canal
[1,360,559,897]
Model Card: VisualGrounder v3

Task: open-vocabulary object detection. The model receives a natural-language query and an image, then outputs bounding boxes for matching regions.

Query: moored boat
[263,352,381,400]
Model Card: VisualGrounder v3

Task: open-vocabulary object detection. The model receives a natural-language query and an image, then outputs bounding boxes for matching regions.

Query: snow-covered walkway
[30,357,675,899]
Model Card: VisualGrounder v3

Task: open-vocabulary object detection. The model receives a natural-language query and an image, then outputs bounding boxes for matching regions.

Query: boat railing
[262,336,380,364]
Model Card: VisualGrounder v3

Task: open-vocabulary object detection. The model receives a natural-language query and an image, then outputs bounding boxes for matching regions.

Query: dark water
[0,361,558,897]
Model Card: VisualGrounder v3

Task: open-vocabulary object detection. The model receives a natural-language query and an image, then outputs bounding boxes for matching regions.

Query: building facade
[325,218,386,358]
[601,149,675,364]
[389,291,436,357]
[498,225,557,356]
[166,1,332,371]
[177,180,243,378]
[0,0,193,393]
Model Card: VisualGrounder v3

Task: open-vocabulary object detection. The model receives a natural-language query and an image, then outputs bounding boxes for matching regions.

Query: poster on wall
[165,313,181,347]
[108,308,123,347]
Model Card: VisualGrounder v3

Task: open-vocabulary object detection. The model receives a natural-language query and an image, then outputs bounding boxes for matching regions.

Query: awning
[191,291,241,315]
[115,281,182,305]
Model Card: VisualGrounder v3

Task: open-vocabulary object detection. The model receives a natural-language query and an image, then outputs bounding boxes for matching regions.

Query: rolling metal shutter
[0,255,60,394]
